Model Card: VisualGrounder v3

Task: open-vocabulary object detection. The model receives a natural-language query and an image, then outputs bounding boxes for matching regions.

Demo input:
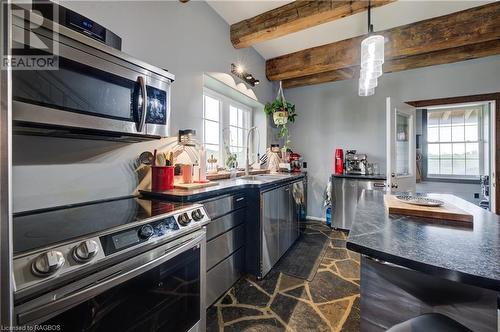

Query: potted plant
[264,82,297,151]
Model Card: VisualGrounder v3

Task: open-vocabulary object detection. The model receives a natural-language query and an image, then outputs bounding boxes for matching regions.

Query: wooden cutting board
[174,181,219,190]
[384,194,473,225]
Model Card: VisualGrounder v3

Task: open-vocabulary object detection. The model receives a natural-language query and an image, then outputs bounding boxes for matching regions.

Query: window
[203,94,221,165]
[228,105,250,167]
[203,89,252,167]
[426,106,482,179]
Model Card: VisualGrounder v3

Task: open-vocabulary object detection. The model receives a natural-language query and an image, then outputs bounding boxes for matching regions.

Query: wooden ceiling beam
[230,0,395,49]
[282,40,500,89]
[267,2,500,82]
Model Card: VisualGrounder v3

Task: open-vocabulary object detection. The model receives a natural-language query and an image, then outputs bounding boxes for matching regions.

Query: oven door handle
[16,231,205,325]
[137,75,148,132]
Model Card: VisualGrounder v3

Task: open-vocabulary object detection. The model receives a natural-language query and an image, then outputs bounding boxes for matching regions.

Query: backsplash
[12,135,196,213]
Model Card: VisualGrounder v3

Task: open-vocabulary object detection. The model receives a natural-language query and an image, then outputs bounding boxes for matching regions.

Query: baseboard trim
[306,215,326,222]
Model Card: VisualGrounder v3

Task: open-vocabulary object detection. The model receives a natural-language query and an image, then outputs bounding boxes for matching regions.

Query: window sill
[423,177,481,184]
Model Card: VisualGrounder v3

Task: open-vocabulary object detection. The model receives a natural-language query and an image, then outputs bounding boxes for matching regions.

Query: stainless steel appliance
[345,151,368,175]
[260,180,302,278]
[332,176,386,230]
[11,5,174,140]
[13,197,209,331]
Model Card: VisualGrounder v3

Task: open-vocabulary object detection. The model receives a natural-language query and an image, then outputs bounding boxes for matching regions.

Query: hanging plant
[264,81,297,150]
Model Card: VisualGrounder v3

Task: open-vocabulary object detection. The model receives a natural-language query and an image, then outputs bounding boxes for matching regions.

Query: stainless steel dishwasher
[332,175,386,230]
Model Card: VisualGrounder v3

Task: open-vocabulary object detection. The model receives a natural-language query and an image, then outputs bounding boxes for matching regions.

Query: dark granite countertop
[140,173,306,202]
[332,174,386,180]
[346,190,500,291]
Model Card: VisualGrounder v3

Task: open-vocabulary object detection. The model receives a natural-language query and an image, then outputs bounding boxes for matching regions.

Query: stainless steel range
[13,197,209,331]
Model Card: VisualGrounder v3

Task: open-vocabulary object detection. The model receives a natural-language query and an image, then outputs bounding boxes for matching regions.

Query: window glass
[228,104,250,166]
[203,90,252,167]
[440,126,451,142]
[428,159,439,174]
[466,159,479,176]
[426,106,482,178]
[428,144,439,158]
[230,106,238,126]
[427,127,439,142]
[204,120,219,145]
[204,96,219,121]
[465,125,478,141]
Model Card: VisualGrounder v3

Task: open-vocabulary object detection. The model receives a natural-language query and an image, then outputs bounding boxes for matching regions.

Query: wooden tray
[384,194,473,225]
[174,181,219,190]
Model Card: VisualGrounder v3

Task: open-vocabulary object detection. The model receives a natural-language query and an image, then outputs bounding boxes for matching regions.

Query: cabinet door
[261,189,280,276]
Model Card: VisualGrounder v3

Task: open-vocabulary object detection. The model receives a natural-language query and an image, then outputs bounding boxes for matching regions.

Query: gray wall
[286,55,500,218]
[416,181,481,205]
[13,1,273,213]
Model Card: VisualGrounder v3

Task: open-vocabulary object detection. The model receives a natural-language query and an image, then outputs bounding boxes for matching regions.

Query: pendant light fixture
[358,0,384,96]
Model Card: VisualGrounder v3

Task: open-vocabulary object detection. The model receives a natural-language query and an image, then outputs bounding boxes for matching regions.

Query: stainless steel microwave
[11,7,174,140]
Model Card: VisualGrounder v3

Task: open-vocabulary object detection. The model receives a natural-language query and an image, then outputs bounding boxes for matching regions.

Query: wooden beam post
[282,40,500,88]
[267,2,500,82]
[230,0,395,49]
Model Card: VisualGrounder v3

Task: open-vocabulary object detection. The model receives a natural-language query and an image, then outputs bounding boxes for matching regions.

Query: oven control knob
[72,240,99,263]
[191,209,204,221]
[32,250,65,277]
[177,213,191,226]
[139,225,155,239]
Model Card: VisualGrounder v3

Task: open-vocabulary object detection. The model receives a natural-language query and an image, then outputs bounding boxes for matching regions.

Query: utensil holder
[152,166,174,191]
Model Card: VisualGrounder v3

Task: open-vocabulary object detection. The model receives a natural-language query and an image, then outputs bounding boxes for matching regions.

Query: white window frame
[202,88,253,167]
[425,105,484,180]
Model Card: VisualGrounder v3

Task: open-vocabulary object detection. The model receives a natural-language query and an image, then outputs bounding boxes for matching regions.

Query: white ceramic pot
[273,111,288,125]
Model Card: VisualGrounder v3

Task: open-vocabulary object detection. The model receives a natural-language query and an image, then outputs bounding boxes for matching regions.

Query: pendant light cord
[368,0,373,34]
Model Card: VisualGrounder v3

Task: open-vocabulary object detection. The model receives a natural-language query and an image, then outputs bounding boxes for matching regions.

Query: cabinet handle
[235,197,245,202]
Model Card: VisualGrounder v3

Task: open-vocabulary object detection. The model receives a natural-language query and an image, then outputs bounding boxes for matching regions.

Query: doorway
[408,93,499,213]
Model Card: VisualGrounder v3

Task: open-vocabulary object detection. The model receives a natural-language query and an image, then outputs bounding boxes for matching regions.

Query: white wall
[285,55,500,218]
[13,1,274,213]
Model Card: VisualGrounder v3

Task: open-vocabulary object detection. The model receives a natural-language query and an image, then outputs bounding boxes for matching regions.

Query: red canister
[152,166,175,191]
[334,149,344,174]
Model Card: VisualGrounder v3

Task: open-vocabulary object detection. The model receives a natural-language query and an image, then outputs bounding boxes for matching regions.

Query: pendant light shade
[360,35,384,66]
[358,1,384,97]
[358,87,375,96]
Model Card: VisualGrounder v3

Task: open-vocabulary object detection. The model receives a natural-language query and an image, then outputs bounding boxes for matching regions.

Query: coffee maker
[344,150,367,175]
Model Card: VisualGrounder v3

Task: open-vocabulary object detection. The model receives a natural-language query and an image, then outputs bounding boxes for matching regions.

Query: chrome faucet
[245,126,260,176]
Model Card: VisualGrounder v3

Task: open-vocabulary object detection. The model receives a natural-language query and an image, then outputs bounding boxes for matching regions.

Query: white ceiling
[207,0,494,60]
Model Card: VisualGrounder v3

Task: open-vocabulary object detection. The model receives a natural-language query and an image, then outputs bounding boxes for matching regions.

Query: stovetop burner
[13,196,190,255]
[13,196,209,296]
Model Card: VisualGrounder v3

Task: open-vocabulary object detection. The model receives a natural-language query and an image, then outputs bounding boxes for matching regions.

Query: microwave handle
[137,76,148,132]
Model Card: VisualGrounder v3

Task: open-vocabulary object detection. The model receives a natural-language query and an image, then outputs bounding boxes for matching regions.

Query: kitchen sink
[239,174,290,181]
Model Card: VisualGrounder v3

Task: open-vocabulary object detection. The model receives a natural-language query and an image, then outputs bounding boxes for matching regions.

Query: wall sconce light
[231,63,260,87]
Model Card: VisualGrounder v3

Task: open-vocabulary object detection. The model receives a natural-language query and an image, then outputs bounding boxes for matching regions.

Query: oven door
[11,14,171,138]
[15,231,206,332]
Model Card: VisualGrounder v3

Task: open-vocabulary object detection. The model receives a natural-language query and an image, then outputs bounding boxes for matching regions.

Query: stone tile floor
[207,221,361,332]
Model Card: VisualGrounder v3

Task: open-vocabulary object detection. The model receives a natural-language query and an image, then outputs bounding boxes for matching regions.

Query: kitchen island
[346,190,499,331]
